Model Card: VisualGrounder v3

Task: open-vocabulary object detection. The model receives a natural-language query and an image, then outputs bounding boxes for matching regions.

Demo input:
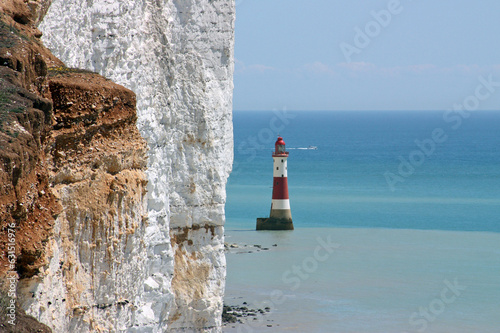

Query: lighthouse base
[256,217,294,231]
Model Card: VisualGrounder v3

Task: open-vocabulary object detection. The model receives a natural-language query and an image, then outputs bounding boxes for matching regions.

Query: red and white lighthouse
[256,136,294,230]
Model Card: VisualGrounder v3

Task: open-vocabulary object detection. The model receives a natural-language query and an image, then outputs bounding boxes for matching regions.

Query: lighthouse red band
[270,136,292,221]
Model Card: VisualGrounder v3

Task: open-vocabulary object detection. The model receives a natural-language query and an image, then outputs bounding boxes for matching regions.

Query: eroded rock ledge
[1,1,148,331]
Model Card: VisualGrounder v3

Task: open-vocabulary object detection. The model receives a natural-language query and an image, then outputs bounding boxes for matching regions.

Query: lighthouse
[256,136,294,230]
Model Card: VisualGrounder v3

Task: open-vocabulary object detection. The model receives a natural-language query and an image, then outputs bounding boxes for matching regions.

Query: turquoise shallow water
[224,111,500,332]
[223,228,500,333]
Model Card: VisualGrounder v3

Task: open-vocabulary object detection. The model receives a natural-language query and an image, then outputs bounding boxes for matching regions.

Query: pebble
[222,303,270,326]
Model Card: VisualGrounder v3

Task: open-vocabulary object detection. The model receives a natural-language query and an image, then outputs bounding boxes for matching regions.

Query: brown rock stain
[1,1,148,330]
[168,224,217,327]
[170,224,216,248]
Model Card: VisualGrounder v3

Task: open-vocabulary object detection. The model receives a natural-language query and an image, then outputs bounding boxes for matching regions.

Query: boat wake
[289,146,318,150]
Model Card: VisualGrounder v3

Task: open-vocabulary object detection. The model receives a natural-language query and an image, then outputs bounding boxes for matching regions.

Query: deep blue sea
[223,111,500,333]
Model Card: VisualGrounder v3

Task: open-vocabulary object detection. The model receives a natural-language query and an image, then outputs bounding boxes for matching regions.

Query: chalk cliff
[1,0,234,331]
[38,0,235,332]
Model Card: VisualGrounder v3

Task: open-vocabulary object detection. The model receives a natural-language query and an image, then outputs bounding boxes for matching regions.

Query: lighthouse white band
[273,157,288,178]
[271,199,290,210]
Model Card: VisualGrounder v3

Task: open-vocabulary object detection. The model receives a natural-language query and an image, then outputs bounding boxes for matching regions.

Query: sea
[223,110,500,333]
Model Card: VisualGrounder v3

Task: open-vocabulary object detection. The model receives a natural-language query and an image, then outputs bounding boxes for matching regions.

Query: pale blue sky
[233,0,500,111]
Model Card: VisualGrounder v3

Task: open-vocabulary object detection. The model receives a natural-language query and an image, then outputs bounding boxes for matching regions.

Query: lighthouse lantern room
[256,136,294,230]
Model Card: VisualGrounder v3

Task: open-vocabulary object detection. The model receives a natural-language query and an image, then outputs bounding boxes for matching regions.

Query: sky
[233,0,500,111]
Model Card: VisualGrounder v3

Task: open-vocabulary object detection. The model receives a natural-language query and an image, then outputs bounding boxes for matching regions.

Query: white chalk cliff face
[37,0,234,331]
